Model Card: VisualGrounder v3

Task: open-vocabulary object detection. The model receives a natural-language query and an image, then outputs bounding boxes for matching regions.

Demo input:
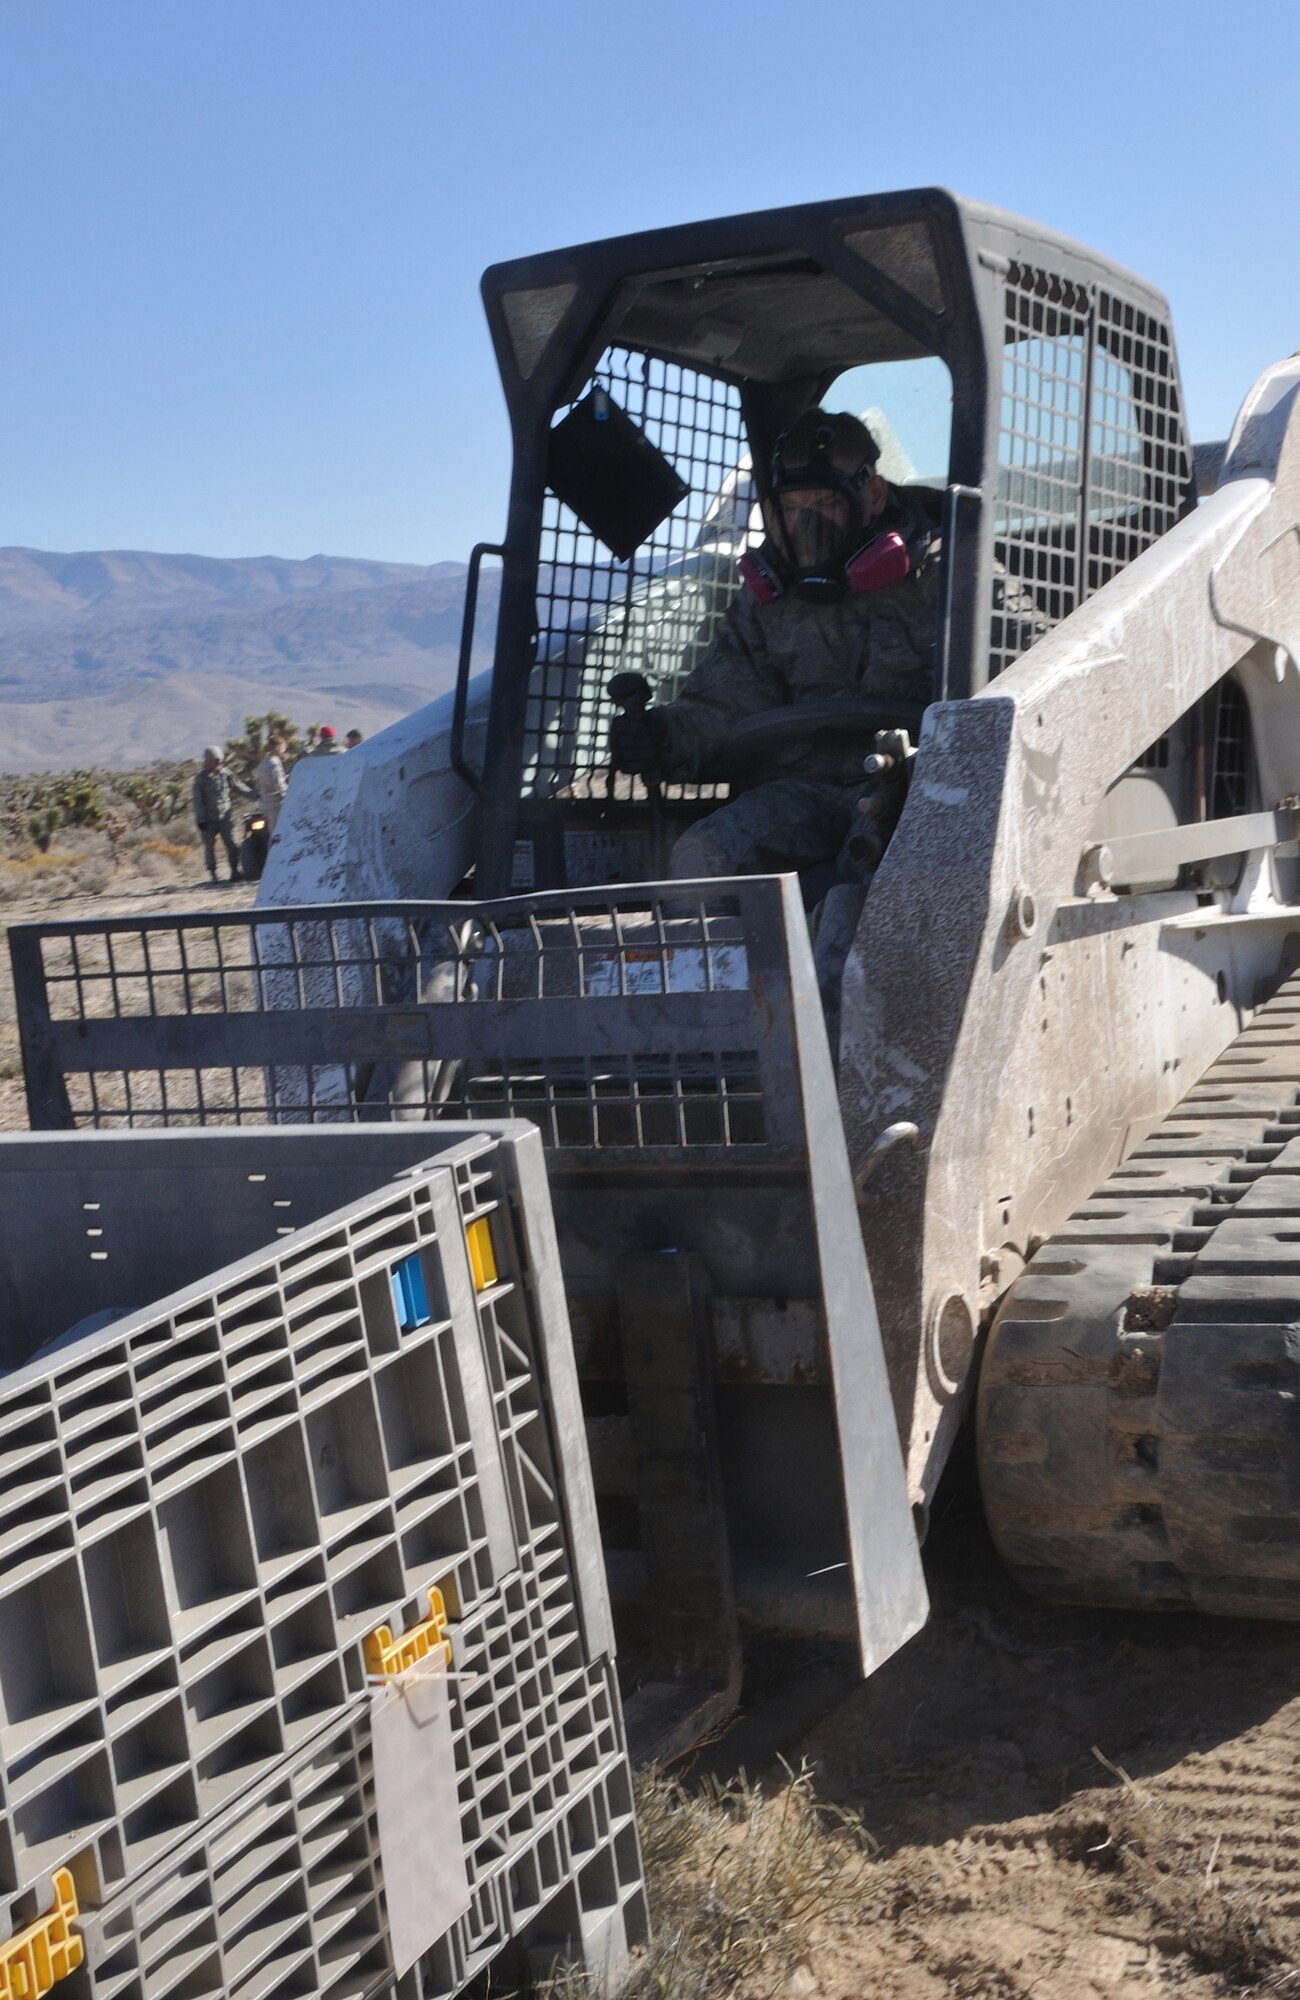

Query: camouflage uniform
[662,489,940,880]
[192,763,247,881]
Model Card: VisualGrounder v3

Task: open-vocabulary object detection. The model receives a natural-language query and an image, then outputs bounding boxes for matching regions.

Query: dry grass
[0,828,203,908]
[542,1763,874,2000]
[0,850,82,882]
[0,850,100,905]
[534,1745,1300,1999]
[134,836,195,865]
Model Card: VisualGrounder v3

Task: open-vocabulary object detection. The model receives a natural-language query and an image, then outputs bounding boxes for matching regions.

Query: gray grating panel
[83,1588,644,1999]
[530,347,747,804]
[992,262,1190,678]
[0,1127,640,1994]
[12,886,800,1158]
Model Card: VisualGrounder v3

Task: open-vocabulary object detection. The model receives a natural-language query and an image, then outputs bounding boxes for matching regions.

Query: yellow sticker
[465,1215,498,1293]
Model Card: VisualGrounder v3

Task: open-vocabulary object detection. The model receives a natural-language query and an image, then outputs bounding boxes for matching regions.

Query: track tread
[980,968,1300,1619]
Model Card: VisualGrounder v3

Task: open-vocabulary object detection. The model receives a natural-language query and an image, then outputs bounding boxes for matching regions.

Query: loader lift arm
[845,354,1300,1511]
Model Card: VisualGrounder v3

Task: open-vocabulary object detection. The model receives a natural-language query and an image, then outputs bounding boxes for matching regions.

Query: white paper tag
[582,941,750,995]
[370,1654,470,1975]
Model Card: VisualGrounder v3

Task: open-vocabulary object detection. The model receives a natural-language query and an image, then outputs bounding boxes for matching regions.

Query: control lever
[844,728,916,881]
[607,671,667,875]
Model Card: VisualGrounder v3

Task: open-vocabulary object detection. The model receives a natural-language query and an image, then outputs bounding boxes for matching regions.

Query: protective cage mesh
[528,347,752,802]
[993,265,1191,677]
[17,894,781,1155]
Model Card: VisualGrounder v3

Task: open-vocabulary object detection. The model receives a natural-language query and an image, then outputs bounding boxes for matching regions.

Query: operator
[608,408,939,881]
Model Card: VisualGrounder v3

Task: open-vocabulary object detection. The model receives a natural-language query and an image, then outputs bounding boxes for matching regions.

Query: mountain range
[0,546,498,770]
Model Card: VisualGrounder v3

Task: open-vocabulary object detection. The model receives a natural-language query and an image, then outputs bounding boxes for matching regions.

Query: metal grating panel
[13,887,801,1161]
[1088,290,1189,594]
[0,1128,641,1995]
[9,880,930,1708]
[84,1620,644,2000]
[993,267,1089,675]
[993,266,1190,678]
[529,346,751,802]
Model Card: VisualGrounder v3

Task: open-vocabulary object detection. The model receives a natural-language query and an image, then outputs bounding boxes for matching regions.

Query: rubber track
[980,964,1300,1619]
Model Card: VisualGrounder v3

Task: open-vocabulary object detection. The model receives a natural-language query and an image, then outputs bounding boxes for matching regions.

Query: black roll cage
[469,188,1194,897]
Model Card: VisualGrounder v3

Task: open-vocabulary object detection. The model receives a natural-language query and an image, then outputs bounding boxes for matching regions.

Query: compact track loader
[17,188,1300,1747]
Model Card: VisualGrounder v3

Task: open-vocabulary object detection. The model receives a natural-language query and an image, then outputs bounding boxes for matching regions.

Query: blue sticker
[392,1252,431,1331]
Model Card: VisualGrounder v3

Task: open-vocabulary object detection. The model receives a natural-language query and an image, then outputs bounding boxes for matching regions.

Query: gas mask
[738,415,917,603]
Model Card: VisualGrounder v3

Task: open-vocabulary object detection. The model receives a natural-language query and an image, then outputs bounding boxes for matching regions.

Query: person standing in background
[192,745,248,883]
[256,733,289,834]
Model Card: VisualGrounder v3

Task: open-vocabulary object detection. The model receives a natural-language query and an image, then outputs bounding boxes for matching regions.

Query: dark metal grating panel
[1088,289,1189,593]
[12,885,803,1159]
[529,347,750,803]
[993,266,1089,676]
[993,266,1191,678]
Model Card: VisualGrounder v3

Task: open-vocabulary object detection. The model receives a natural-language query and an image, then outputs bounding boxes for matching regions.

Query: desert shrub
[117,771,189,826]
[1,759,198,863]
[26,806,62,853]
[54,774,106,830]
[137,836,197,864]
[133,850,177,883]
[0,748,272,880]
[224,712,315,787]
[67,856,114,897]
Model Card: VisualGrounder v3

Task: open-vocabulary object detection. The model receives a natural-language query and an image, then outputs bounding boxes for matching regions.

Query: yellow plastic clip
[0,1868,84,2000]
[364,1587,453,1678]
[465,1215,498,1293]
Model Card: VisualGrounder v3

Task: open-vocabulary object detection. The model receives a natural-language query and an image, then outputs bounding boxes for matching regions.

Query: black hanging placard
[546,388,690,562]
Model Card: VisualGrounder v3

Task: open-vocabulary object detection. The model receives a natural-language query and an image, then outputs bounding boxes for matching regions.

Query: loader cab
[468,189,1198,898]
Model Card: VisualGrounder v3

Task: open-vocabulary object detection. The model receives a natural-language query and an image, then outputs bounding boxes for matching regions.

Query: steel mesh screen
[993,268,1089,676]
[33,903,754,1015]
[18,894,783,1153]
[994,267,1189,678]
[1088,290,1189,591]
[528,347,752,802]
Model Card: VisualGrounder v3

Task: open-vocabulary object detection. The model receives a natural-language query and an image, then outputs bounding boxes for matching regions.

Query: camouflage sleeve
[653,592,788,780]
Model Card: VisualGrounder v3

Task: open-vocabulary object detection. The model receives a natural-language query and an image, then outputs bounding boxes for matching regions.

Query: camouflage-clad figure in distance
[609,408,939,881]
[192,744,252,885]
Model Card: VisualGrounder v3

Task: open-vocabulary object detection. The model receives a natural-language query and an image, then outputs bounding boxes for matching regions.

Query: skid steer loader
[16,188,1300,1750]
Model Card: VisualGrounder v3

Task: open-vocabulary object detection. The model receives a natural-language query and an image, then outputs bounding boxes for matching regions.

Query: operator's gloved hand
[609,705,669,778]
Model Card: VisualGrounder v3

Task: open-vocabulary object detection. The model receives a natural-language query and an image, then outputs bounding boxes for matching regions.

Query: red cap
[319,725,336,739]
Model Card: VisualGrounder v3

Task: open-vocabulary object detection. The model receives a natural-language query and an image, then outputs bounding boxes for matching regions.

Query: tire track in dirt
[719,1482,1300,1996]
[1148,1714,1300,1918]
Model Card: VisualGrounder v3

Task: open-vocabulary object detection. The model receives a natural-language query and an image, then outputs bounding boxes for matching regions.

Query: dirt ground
[671,1456,1300,1999]
[0,860,258,1130]
[3,872,1299,1997]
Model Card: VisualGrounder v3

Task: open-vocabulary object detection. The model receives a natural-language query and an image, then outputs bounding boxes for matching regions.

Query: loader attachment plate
[11,876,927,1736]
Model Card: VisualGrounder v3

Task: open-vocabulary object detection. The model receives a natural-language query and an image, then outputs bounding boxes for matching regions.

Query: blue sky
[3,1,1297,566]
